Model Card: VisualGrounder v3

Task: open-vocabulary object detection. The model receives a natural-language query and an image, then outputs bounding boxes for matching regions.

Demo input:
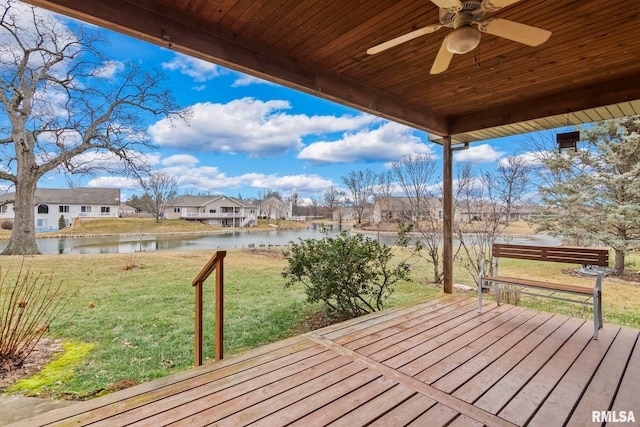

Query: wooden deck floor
[12,295,640,426]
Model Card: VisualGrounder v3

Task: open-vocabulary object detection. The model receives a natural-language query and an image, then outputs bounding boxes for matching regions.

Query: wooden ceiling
[22,0,640,144]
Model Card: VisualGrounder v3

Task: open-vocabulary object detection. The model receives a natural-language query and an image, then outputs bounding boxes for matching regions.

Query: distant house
[0,187,121,230]
[119,203,137,217]
[372,197,412,223]
[258,196,291,220]
[165,195,257,227]
[372,196,443,224]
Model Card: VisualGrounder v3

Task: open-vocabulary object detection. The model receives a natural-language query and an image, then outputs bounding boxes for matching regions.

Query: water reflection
[0,227,559,255]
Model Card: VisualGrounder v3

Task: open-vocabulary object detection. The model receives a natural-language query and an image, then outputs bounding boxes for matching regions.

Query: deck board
[566,327,638,427]
[498,321,595,425]
[10,294,640,427]
[609,333,640,418]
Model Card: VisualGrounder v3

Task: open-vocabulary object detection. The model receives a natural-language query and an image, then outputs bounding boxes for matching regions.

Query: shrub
[58,215,66,230]
[283,229,412,318]
[0,261,74,371]
[1,219,12,230]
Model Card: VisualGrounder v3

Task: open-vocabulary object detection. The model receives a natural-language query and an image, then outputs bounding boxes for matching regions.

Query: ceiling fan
[366,0,551,74]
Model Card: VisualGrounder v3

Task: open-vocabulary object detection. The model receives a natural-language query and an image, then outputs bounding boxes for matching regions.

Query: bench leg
[593,288,603,340]
[478,281,483,313]
[494,284,501,306]
[593,273,603,340]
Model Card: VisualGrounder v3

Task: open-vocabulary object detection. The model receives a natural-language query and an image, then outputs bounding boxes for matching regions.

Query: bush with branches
[283,229,412,319]
[0,262,73,372]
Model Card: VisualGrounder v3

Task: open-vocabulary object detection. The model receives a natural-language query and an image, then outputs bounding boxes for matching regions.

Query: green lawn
[1,246,638,399]
[0,249,441,398]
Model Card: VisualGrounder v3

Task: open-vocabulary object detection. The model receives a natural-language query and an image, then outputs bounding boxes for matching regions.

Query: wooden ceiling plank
[22,0,448,135]
[618,102,636,117]
[19,0,639,142]
[449,72,640,135]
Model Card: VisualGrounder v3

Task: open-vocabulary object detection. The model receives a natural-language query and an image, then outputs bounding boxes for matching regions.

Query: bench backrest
[492,243,609,266]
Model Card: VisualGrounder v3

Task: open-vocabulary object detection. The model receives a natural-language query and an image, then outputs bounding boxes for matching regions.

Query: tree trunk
[2,126,41,255]
[613,249,625,276]
[2,178,40,255]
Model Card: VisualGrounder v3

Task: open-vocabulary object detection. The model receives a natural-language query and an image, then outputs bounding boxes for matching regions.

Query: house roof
[0,188,121,205]
[375,196,442,210]
[22,0,640,145]
[171,195,257,208]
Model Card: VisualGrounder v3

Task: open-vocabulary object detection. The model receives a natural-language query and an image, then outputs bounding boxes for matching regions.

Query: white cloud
[497,151,544,168]
[160,154,199,167]
[93,60,125,80]
[86,176,138,189]
[298,122,435,165]
[161,53,219,82]
[148,98,376,158]
[231,74,274,87]
[0,3,76,68]
[454,144,505,163]
[104,154,335,197]
[52,150,160,174]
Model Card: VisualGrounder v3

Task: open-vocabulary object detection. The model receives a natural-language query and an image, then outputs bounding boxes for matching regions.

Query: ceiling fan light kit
[367,0,551,74]
[446,26,481,54]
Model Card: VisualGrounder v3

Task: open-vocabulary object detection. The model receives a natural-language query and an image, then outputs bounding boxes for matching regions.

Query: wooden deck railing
[192,250,226,366]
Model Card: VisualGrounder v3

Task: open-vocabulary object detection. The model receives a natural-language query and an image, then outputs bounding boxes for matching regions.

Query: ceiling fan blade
[367,25,442,55]
[430,0,463,10]
[478,18,551,46]
[480,0,523,12]
[430,37,454,74]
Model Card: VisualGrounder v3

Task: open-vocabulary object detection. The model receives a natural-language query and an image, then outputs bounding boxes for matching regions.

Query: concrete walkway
[0,395,76,426]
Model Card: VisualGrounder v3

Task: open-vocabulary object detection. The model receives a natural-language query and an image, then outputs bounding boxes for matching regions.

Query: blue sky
[15,3,554,202]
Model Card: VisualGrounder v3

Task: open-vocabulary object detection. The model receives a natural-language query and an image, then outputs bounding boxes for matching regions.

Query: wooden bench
[478,243,610,339]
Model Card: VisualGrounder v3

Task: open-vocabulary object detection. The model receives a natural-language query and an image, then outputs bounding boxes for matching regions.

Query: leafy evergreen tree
[532,116,640,274]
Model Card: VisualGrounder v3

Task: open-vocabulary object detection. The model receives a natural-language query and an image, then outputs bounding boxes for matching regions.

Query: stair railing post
[194,280,203,366]
[192,250,227,366]
[215,255,224,361]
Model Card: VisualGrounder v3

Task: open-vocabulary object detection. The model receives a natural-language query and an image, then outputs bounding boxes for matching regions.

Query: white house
[0,187,121,230]
[165,195,257,227]
[258,196,291,220]
[119,203,137,217]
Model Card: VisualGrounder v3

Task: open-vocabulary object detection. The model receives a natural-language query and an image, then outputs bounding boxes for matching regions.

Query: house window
[59,205,70,213]
[101,206,110,214]
[210,209,216,213]
[0,205,6,214]
[37,205,49,214]
[174,208,181,213]
[36,219,49,227]
[81,206,91,213]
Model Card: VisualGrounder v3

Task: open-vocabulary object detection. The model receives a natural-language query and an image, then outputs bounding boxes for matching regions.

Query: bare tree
[374,171,395,225]
[495,154,533,225]
[391,154,443,283]
[138,172,179,223]
[0,2,184,254]
[308,196,321,218]
[454,165,508,282]
[322,186,343,220]
[341,169,377,226]
[391,154,438,227]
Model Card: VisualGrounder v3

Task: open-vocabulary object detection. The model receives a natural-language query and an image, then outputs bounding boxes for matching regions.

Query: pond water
[0,226,559,255]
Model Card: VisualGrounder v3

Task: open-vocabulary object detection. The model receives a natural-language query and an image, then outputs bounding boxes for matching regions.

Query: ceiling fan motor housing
[439,0,485,26]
